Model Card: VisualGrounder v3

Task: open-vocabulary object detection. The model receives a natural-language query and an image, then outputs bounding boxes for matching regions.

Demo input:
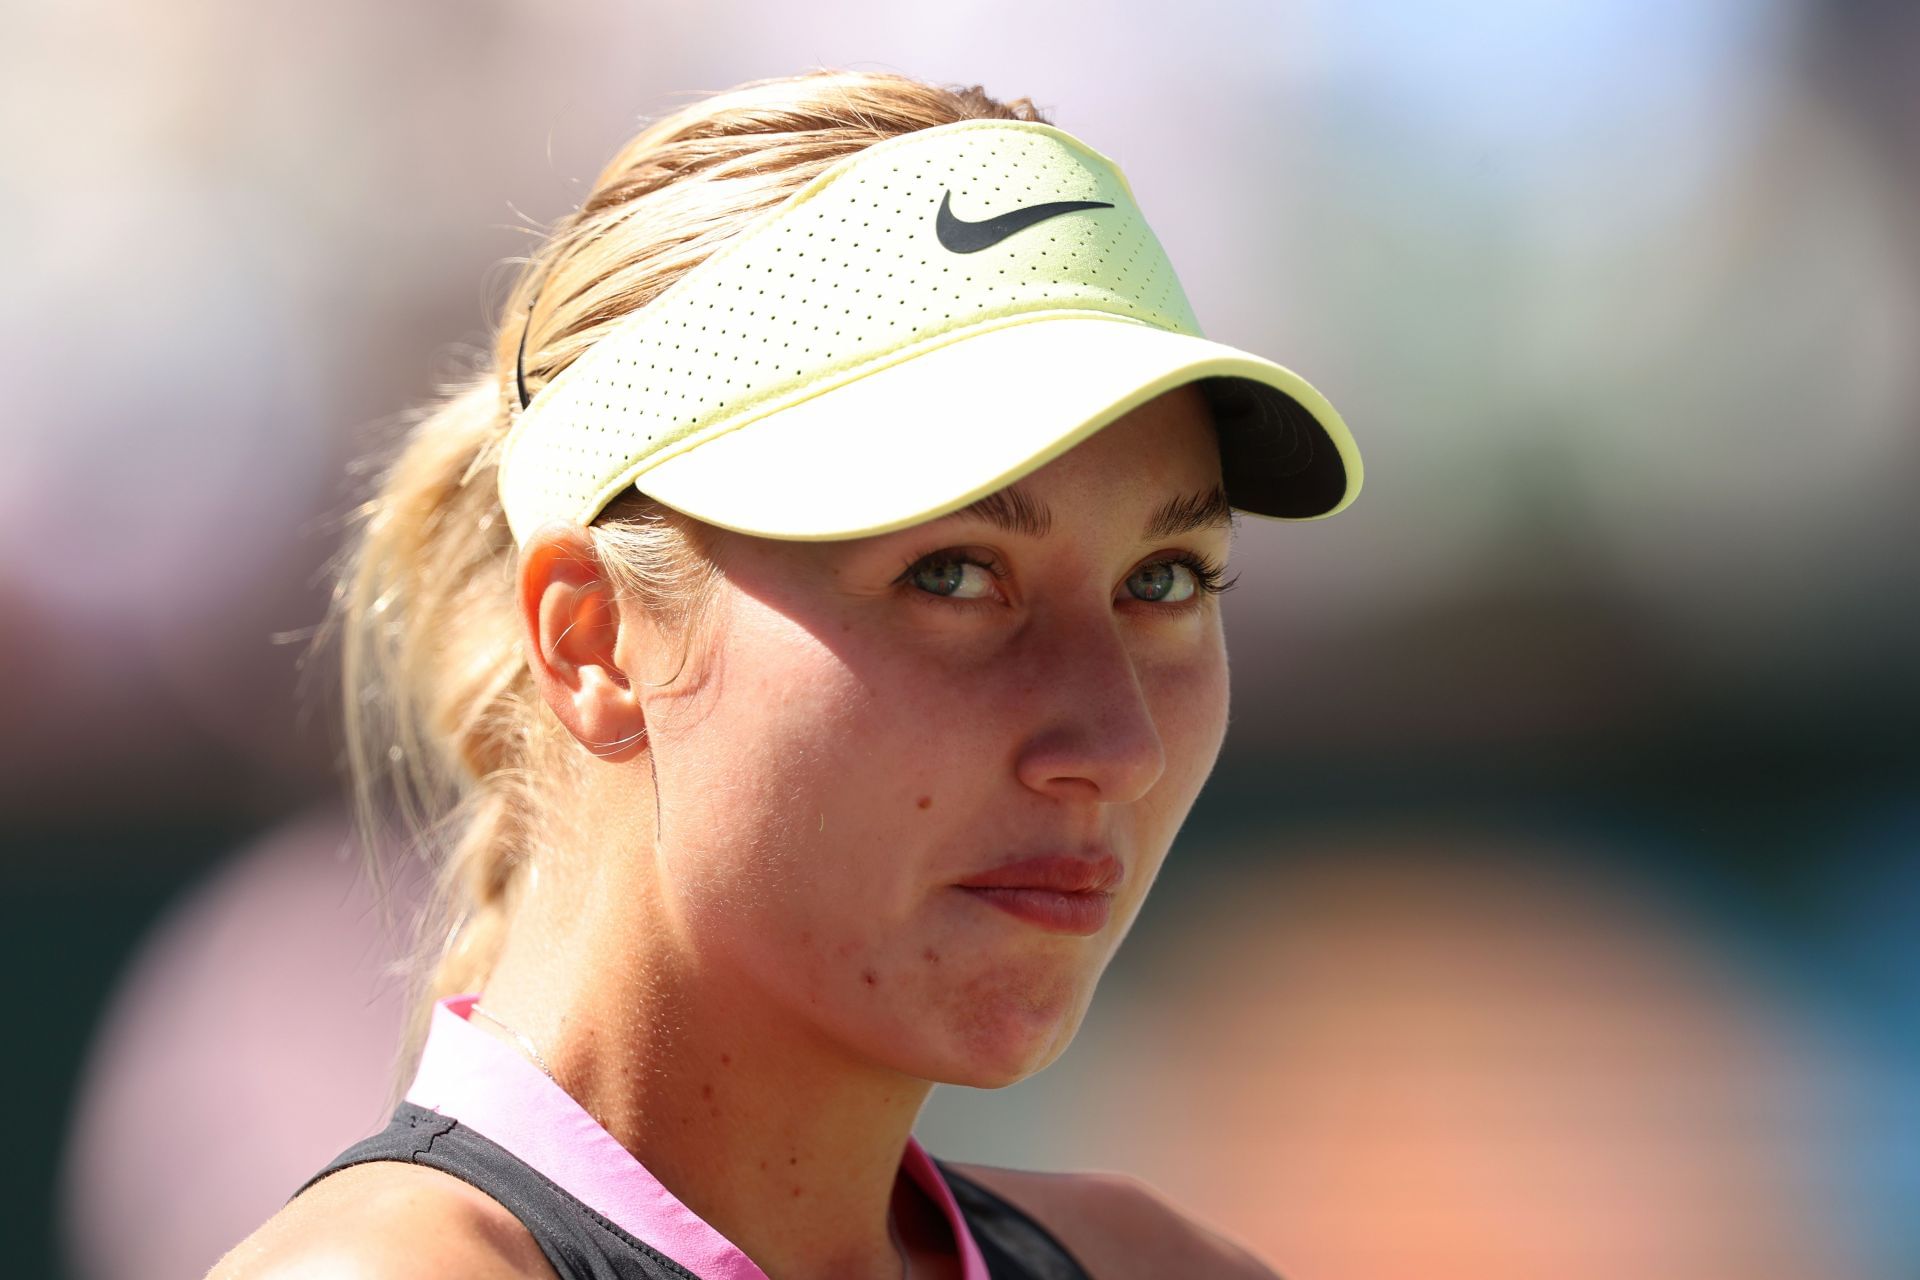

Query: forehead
[949,475,1234,544]
[944,383,1229,532]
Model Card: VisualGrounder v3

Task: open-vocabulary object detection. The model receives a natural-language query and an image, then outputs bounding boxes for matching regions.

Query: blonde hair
[310,69,1054,1101]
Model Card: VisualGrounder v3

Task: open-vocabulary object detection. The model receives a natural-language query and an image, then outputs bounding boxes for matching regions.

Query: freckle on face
[916,795,932,810]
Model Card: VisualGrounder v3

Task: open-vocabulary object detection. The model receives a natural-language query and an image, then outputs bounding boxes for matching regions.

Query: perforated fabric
[497,118,1360,546]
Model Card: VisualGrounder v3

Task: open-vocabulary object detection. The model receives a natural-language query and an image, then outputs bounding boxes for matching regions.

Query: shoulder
[942,1162,1282,1280]
[205,1160,556,1279]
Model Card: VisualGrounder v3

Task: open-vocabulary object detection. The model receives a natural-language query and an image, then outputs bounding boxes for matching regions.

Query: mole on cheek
[916,795,933,810]
[861,968,879,986]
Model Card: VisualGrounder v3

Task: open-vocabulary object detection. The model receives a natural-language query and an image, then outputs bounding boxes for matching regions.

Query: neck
[474,856,944,1280]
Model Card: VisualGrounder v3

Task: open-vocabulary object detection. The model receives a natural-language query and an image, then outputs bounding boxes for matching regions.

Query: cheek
[1120,632,1230,893]
[1145,631,1231,800]
[647,602,980,948]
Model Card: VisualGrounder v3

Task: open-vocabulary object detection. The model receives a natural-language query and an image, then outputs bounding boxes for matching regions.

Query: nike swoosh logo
[935,191,1115,253]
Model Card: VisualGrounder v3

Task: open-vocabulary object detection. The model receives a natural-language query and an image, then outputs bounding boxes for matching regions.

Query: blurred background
[6,0,1916,1276]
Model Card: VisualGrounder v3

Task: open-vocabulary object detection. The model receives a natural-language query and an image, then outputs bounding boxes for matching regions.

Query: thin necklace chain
[468,1001,556,1078]
[466,1001,911,1280]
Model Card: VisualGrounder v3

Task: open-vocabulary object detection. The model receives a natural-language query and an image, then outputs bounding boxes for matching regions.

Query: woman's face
[633,384,1233,1087]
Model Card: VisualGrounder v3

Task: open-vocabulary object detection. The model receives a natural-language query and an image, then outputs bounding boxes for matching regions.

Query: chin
[924,973,1090,1088]
[939,1048,1059,1091]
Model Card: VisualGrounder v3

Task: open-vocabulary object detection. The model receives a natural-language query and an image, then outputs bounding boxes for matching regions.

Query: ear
[516,522,649,763]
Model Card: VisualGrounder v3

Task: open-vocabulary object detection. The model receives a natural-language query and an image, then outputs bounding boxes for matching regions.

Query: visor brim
[627,313,1362,541]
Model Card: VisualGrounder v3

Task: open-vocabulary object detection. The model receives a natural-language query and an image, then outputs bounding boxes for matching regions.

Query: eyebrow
[949,482,1236,541]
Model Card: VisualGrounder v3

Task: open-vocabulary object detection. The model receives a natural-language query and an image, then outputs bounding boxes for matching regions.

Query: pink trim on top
[403,994,989,1280]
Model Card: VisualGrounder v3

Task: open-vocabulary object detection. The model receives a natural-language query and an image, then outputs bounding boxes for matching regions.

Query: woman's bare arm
[205,1161,554,1280]
[944,1162,1283,1280]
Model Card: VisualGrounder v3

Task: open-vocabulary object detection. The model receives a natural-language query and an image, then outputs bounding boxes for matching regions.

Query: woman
[213,68,1360,1279]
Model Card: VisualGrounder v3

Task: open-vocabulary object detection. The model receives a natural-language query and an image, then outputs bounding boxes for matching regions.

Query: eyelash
[893,548,1238,611]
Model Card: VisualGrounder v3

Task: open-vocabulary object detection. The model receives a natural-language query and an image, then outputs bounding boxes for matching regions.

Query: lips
[954,852,1124,894]
[954,853,1123,936]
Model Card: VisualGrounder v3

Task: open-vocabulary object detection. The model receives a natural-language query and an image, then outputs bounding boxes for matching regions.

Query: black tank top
[298,1101,1095,1279]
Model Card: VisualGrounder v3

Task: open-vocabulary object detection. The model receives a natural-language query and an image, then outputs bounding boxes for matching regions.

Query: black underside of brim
[1198,376,1350,519]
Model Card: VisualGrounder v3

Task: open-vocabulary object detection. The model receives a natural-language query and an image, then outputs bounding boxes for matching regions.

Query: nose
[1012,608,1167,806]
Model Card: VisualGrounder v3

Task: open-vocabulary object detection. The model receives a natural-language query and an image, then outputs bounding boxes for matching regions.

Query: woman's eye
[908,555,998,600]
[1126,560,1197,604]
[902,552,1220,607]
